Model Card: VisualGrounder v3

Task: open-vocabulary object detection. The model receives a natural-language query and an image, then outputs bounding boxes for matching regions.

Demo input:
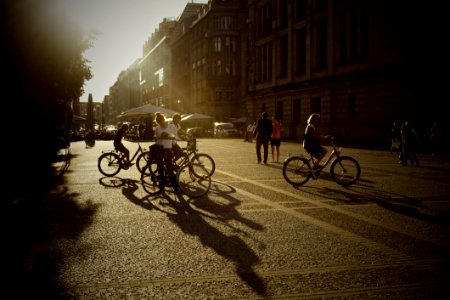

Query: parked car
[214,122,239,138]
[186,127,214,138]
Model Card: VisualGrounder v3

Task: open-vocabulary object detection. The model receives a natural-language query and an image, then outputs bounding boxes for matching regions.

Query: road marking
[215,169,447,247]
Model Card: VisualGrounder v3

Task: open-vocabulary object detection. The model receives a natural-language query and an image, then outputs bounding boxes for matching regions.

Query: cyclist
[303,113,327,169]
[154,112,179,192]
[114,123,132,168]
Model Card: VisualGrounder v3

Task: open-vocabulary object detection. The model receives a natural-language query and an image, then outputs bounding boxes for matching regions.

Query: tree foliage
[2,0,95,198]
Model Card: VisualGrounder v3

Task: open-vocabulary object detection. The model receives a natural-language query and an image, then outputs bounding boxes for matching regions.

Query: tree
[2,0,95,200]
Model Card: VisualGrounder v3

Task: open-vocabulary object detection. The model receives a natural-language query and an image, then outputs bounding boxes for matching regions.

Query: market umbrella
[181,113,214,121]
[118,104,178,118]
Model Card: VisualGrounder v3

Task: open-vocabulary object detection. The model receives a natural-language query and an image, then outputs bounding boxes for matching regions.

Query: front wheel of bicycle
[282,156,312,186]
[141,165,163,195]
[330,156,361,186]
[136,151,150,174]
[190,153,215,176]
[177,163,211,198]
[98,152,122,177]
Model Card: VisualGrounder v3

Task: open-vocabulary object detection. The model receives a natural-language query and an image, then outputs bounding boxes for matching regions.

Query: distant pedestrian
[390,121,401,154]
[245,122,255,142]
[270,116,282,163]
[253,112,273,164]
[400,121,419,166]
[429,121,443,156]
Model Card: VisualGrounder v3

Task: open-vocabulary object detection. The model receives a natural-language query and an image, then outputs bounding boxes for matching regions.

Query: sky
[66,0,208,102]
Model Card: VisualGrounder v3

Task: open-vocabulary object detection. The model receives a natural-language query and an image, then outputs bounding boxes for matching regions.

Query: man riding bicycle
[114,123,132,168]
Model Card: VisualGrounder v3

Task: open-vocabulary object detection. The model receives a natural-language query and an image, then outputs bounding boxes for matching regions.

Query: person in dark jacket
[253,112,273,164]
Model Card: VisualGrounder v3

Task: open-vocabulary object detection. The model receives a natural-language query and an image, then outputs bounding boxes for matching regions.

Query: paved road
[26,139,450,298]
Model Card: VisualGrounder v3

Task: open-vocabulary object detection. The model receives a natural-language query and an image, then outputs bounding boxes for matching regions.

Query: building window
[215,90,222,102]
[256,2,272,38]
[213,37,221,52]
[295,27,307,75]
[311,97,321,114]
[336,3,369,65]
[225,36,236,52]
[256,42,272,83]
[313,20,327,70]
[279,35,288,78]
[214,60,222,76]
[275,100,284,121]
[294,0,307,21]
[348,93,355,120]
[312,0,327,15]
[279,0,288,28]
[292,98,301,136]
[226,60,235,76]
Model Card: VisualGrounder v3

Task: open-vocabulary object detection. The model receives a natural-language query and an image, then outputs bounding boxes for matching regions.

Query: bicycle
[282,136,361,187]
[140,143,212,198]
[140,137,215,177]
[179,137,215,176]
[98,141,149,177]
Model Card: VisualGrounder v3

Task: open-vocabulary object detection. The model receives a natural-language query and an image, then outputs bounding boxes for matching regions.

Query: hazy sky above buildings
[67,0,208,102]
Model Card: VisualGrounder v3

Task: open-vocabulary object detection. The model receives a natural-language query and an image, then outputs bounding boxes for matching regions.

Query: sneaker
[256,161,261,164]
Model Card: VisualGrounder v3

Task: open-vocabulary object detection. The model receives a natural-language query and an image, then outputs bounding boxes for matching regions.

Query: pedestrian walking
[270,116,282,163]
[253,112,273,164]
[429,121,443,156]
[390,121,401,154]
[400,121,419,166]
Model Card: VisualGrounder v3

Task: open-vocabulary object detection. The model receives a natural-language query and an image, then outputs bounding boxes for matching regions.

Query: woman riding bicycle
[303,113,327,169]
[154,112,179,192]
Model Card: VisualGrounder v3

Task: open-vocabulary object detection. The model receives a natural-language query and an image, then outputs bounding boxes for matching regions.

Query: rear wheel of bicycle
[282,156,311,186]
[98,152,122,177]
[177,163,211,198]
[140,165,162,195]
[330,156,361,186]
[190,153,215,176]
[136,151,150,174]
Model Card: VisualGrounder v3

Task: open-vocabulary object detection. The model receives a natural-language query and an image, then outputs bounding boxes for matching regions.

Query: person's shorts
[270,138,281,146]
[305,145,326,158]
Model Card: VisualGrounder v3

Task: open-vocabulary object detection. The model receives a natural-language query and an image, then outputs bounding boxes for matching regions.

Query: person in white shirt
[154,112,179,192]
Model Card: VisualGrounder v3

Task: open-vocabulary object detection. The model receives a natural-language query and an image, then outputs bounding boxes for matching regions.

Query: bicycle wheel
[140,165,162,195]
[190,153,215,176]
[98,152,122,177]
[136,151,150,174]
[177,163,211,198]
[282,156,311,186]
[330,156,361,186]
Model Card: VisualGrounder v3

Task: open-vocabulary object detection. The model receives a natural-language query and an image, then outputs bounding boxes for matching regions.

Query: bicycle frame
[308,143,339,169]
[129,143,144,163]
